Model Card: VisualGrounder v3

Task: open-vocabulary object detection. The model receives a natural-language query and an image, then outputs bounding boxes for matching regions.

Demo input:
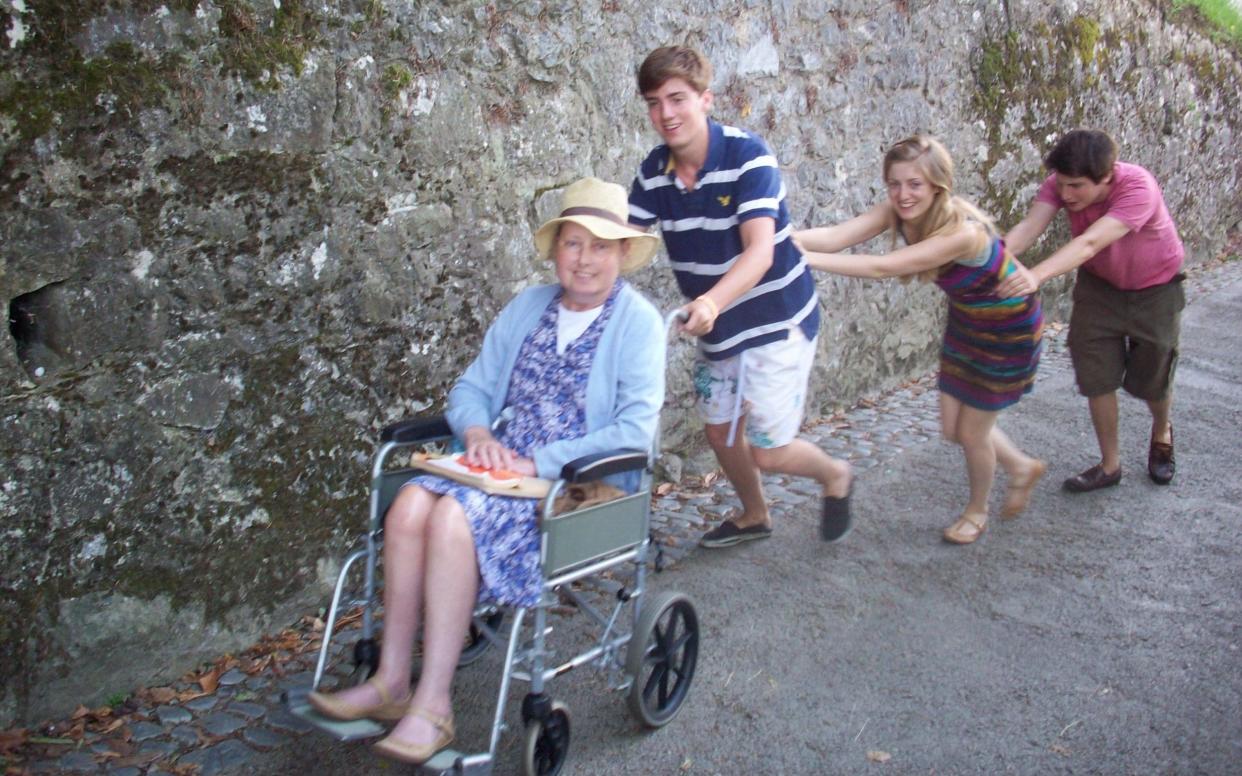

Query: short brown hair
[637,46,712,95]
[1044,129,1118,183]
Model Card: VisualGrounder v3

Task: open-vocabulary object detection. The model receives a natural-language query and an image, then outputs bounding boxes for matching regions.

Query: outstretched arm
[996,214,1131,297]
[1003,201,1058,256]
[794,202,890,254]
[804,226,981,279]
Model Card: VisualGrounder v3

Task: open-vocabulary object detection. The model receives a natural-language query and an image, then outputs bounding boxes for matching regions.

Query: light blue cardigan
[446,283,666,481]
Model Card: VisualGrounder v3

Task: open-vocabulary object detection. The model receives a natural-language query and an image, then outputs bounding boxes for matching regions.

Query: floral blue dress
[407,281,622,607]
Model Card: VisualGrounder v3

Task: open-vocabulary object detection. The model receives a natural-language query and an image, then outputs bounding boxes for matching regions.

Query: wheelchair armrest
[559,449,648,483]
[380,415,453,444]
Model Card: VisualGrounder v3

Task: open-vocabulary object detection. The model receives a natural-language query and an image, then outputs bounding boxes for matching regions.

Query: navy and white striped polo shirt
[628,119,820,361]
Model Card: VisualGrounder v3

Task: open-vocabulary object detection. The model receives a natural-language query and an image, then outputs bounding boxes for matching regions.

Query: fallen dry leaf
[155,760,201,776]
[335,608,364,628]
[654,482,674,496]
[148,686,177,704]
[702,471,719,487]
[197,666,221,695]
[866,749,892,763]
[110,751,163,768]
[103,738,134,756]
[0,727,29,754]
[1050,743,1071,756]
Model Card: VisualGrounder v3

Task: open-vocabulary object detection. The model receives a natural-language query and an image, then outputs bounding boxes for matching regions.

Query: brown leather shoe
[1148,425,1175,485]
[1062,464,1122,493]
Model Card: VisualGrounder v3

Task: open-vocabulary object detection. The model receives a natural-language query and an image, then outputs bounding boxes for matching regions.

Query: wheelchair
[284,406,700,775]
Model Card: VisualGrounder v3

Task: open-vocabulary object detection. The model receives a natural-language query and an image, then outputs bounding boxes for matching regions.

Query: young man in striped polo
[627,45,854,547]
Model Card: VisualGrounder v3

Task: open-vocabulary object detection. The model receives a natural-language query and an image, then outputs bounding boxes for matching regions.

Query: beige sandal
[1001,459,1047,519]
[373,707,455,764]
[943,512,988,545]
[307,677,413,722]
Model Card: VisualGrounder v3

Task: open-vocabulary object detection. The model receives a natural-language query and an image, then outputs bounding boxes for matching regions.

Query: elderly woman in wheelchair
[307,178,665,765]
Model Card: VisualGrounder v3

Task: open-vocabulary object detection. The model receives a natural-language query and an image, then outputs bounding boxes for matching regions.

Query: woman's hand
[507,456,537,477]
[462,425,516,471]
[996,262,1041,299]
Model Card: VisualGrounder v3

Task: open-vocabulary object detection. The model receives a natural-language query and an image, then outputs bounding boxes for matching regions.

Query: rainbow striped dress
[934,237,1043,411]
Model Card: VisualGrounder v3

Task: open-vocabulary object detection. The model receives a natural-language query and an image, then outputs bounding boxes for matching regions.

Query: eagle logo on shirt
[717,195,731,207]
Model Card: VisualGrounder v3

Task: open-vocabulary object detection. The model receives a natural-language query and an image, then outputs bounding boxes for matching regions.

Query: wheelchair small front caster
[457,609,504,667]
[349,638,380,685]
[412,609,505,680]
[521,700,570,776]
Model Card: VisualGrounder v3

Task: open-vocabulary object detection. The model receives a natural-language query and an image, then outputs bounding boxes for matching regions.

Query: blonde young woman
[795,136,1046,544]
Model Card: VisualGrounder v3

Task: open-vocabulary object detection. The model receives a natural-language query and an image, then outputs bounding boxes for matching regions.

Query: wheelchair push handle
[664,308,690,335]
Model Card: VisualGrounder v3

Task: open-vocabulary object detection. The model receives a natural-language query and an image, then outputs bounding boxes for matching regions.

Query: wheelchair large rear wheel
[625,590,698,727]
[521,701,570,776]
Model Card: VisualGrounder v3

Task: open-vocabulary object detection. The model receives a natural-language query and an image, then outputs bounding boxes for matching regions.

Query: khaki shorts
[1068,270,1185,401]
[693,328,816,449]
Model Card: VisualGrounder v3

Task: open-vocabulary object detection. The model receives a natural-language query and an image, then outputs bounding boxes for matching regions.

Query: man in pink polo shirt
[998,129,1185,490]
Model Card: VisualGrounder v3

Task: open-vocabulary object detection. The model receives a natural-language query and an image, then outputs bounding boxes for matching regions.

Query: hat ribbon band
[559,206,645,233]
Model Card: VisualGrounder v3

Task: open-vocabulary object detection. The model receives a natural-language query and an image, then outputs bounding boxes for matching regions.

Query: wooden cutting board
[408,454,551,499]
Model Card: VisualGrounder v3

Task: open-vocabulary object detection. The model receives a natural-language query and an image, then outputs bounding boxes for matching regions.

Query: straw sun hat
[533,177,661,274]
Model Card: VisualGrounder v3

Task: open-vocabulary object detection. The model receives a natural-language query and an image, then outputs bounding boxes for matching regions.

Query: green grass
[1176,0,1242,41]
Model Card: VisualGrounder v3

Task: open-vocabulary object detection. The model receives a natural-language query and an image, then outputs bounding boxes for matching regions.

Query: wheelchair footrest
[420,748,493,775]
[281,685,387,742]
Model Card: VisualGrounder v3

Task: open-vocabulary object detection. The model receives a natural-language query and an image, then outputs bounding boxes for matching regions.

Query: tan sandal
[373,707,455,764]
[1001,459,1047,519]
[307,677,413,722]
[943,512,988,545]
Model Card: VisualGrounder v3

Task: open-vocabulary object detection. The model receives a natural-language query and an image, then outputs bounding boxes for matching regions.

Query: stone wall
[1,0,1238,724]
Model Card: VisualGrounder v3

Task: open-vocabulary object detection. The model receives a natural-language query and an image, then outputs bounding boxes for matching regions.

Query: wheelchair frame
[284,408,699,776]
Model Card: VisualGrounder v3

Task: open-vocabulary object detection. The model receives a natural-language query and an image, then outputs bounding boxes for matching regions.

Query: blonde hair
[882,135,996,282]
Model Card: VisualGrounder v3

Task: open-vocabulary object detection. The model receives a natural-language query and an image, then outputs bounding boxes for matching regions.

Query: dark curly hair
[1043,129,1118,183]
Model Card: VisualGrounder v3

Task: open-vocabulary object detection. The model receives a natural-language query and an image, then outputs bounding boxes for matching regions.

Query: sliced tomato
[454,455,521,480]
[454,455,490,474]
